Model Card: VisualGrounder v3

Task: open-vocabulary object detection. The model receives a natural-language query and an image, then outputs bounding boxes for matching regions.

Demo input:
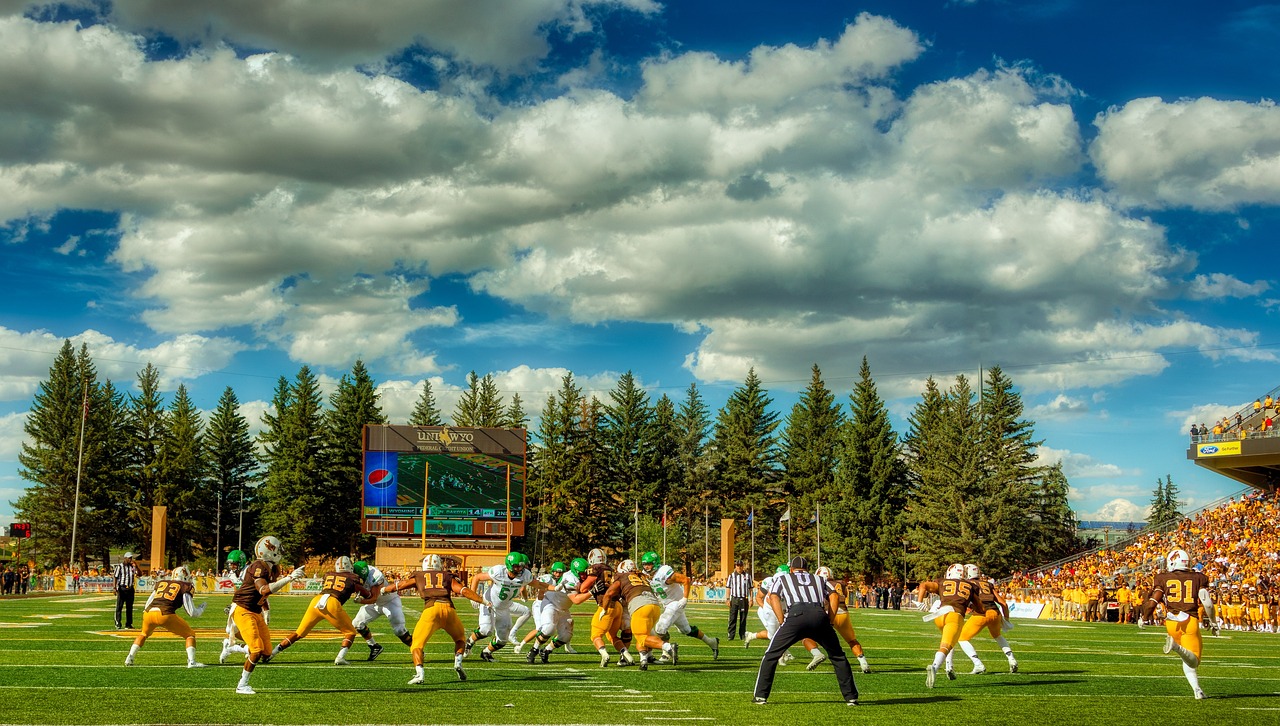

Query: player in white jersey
[349,560,413,660]
[513,566,559,656]
[524,559,584,663]
[218,550,251,664]
[466,552,534,661]
[745,565,796,665]
[642,554,719,661]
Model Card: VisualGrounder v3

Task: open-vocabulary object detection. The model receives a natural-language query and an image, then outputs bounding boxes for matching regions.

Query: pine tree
[159,384,206,566]
[125,363,168,553]
[672,383,713,576]
[1148,478,1167,526]
[503,393,528,429]
[409,379,444,426]
[1162,475,1183,522]
[604,371,656,510]
[1030,462,1079,561]
[258,367,327,562]
[710,368,780,564]
[779,364,843,564]
[476,373,505,426]
[205,387,258,565]
[321,360,386,557]
[453,371,482,427]
[973,366,1042,575]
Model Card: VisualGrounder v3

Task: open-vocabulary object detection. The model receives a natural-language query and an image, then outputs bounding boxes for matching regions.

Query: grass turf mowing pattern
[2,595,1279,725]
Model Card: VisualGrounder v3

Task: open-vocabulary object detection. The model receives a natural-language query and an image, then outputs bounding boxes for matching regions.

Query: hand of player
[1211,624,1221,637]
[289,566,305,581]
[193,602,207,618]
[223,603,233,615]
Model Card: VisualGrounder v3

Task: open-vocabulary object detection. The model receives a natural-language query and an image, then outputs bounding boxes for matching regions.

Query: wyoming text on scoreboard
[361,425,527,540]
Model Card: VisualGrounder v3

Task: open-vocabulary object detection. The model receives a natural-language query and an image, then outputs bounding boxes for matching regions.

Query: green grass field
[3,592,1279,725]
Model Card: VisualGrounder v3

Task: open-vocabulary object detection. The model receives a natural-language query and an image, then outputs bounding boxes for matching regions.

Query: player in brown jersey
[230,535,306,695]
[952,564,1018,675]
[381,553,487,684]
[915,563,986,688]
[269,556,371,665]
[812,567,870,673]
[1141,548,1216,700]
[578,548,632,668]
[124,566,207,668]
[600,559,678,670]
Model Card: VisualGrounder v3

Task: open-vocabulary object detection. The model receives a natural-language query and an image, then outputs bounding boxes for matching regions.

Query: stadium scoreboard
[361,425,526,540]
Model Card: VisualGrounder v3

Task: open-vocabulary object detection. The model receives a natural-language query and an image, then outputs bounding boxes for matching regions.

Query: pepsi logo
[1199,445,1219,455]
[367,468,394,488]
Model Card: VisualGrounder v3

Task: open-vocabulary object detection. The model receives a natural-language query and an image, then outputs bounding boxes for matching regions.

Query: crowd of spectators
[1004,490,1279,631]
[1191,393,1277,440]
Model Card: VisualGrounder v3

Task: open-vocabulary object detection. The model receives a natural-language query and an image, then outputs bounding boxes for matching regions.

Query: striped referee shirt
[727,571,753,599]
[768,571,831,610]
[112,562,137,589]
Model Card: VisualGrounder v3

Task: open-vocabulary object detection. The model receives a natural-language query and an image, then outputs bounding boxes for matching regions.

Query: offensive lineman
[1141,548,1217,699]
[349,559,413,660]
[270,556,370,665]
[600,559,678,670]
[230,536,306,694]
[578,548,633,667]
[644,556,720,660]
[382,554,487,684]
[466,552,534,661]
[124,565,207,668]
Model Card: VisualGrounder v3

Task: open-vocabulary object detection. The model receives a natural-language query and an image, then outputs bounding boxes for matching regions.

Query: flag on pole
[779,507,791,523]
[661,503,667,528]
[809,511,818,524]
[746,510,754,526]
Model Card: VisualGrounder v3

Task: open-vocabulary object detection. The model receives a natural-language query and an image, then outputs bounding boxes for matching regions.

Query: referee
[112,552,140,630]
[752,556,858,706]
[726,561,751,641]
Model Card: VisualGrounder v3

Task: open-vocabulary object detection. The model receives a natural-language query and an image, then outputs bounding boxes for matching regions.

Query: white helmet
[1166,549,1190,572]
[815,566,832,580]
[964,564,980,580]
[652,564,674,585]
[617,559,636,574]
[422,554,443,571]
[587,548,606,566]
[945,563,965,580]
[170,565,192,582]
[255,535,283,564]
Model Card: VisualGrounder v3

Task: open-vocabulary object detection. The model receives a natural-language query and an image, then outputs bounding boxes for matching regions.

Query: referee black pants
[115,587,135,629]
[727,596,748,639]
[753,604,857,703]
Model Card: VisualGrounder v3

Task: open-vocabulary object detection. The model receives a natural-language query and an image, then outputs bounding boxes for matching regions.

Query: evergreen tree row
[15,342,1085,580]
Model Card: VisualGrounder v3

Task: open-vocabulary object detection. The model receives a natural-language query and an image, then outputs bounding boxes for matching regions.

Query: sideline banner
[1008,601,1045,619]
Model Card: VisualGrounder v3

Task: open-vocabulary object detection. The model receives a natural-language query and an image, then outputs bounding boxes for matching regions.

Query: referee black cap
[789,556,810,571]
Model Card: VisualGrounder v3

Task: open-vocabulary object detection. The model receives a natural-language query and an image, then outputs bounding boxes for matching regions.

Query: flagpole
[750,507,755,583]
[704,505,708,582]
[69,382,88,569]
[634,501,639,557]
[816,504,821,568]
[661,501,667,562]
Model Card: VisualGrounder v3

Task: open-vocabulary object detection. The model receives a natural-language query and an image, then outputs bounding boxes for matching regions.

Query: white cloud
[1029,394,1091,419]
[1036,445,1136,479]
[1092,97,1280,209]
[0,411,26,460]
[1187,273,1271,300]
[1081,498,1148,522]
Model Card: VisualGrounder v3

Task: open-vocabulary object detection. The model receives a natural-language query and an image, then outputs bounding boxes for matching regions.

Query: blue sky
[2,0,1278,528]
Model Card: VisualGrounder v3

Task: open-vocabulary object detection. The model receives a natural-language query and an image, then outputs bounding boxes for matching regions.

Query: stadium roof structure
[1187,386,1280,491]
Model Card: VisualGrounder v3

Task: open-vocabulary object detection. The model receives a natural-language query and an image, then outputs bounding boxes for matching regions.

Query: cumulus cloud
[0,411,26,460]
[1036,445,1136,479]
[1092,97,1280,210]
[1029,394,1091,419]
[1187,273,1271,300]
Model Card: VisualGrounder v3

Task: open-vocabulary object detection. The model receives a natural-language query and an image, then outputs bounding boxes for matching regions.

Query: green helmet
[569,558,589,576]
[226,549,247,566]
[775,564,790,574]
[550,561,567,574]
[506,551,528,572]
[640,551,661,571]
[353,560,370,579]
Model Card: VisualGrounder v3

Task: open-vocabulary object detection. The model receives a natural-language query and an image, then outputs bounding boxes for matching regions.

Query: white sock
[810,647,822,657]
[944,650,954,669]
[454,653,463,668]
[186,645,197,664]
[702,633,717,647]
[127,644,140,659]
[932,651,946,668]
[857,655,869,668]
[958,640,979,660]
[663,642,675,654]
[336,646,349,660]
[366,636,379,645]
[1182,661,1201,691]
[238,670,251,687]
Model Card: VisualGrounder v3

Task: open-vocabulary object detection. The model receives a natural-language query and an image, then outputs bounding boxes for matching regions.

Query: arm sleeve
[182,592,197,617]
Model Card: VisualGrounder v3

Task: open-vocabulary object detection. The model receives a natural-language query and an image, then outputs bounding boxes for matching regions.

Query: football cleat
[236,685,256,695]
[480,650,494,663]
[753,697,767,705]
[670,643,679,666]
[408,674,425,685]
[513,643,524,655]
[368,643,383,661]
[334,656,350,666]
[1163,636,1175,654]
[638,655,650,671]
[187,662,205,668]
[925,664,937,689]
[744,632,757,647]
[970,664,986,675]
[1009,660,1019,674]
[219,639,232,665]
[861,664,871,674]
[563,644,579,654]
[846,699,858,707]
[540,649,550,664]
[526,648,538,664]
[1193,688,1205,700]
[124,656,134,666]
[657,654,672,664]
[600,651,611,668]
[780,652,794,666]
[946,668,956,681]
[455,666,467,681]
[807,653,828,670]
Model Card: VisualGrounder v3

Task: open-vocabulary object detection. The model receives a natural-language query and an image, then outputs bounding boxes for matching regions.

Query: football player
[646,559,720,660]
[124,565,207,668]
[525,559,586,663]
[949,564,1017,675]
[916,563,985,688]
[349,559,413,660]
[229,535,306,695]
[746,564,814,666]
[600,559,678,670]
[1141,548,1215,700]
[382,554,486,684]
[577,548,632,668]
[219,549,251,664]
[514,561,560,655]
[465,551,534,661]
[812,566,870,674]
[269,556,370,664]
